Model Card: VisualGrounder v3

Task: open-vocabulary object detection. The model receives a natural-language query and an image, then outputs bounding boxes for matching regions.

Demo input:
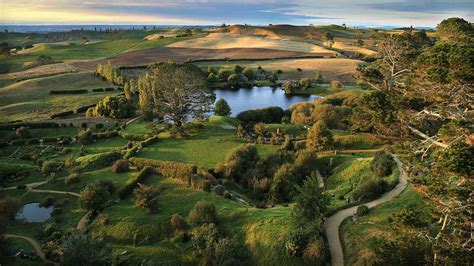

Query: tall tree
[137,62,212,134]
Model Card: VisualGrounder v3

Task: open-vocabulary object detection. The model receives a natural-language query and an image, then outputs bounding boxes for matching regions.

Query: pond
[15,203,53,223]
[214,86,319,116]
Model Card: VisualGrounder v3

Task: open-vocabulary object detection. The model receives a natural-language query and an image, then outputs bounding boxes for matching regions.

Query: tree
[188,201,217,226]
[306,122,334,151]
[370,151,395,177]
[111,159,129,173]
[356,38,364,46]
[293,174,329,226]
[15,126,29,139]
[93,95,135,119]
[315,72,324,84]
[232,64,243,74]
[436,17,473,45]
[214,98,231,116]
[214,144,259,184]
[253,123,267,137]
[0,197,21,220]
[62,232,111,265]
[323,32,335,48]
[227,73,240,85]
[299,78,312,89]
[137,62,212,134]
[80,181,111,211]
[134,183,160,213]
[242,67,254,80]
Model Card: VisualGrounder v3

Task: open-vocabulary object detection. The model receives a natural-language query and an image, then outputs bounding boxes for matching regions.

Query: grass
[0,158,43,187]
[339,185,432,265]
[266,123,307,136]
[325,155,399,211]
[333,131,384,150]
[92,176,304,265]
[0,72,116,122]
[138,116,278,168]
[3,191,85,239]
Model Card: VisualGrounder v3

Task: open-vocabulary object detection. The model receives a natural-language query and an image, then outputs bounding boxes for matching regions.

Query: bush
[117,131,150,141]
[40,196,55,208]
[330,80,343,89]
[306,122,334,151]
[188,201,217,226]
[352,180,389,202]
[112,159,129,173]
[0,197,21,220]
[370,152,395,177]
[65,173,80,184]
[134,183,160,213]
[356,205,370,216]
[117,166,154,199]
[41,160,61,175]
[214,98,231,116]
[16,126,29,139]
[80,181,113,211]
[299,78,312,88]
[171,213,188,230]
[75,151,122,172]
[213,185,225,195]
[236,106,285,123]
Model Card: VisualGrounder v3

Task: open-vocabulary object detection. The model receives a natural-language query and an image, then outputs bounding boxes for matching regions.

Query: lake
[214,86,319,116]
[15,203,53,223]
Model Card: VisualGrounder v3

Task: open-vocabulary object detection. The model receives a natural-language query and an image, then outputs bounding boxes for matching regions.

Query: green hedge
[139,136,160,148]
[92,130,119,140]
[49,89,88,94]
[75,151,123,172]
[128,157,196,181]
[118,166,154,199]
[118,131,151,141]
[0,122,60,130]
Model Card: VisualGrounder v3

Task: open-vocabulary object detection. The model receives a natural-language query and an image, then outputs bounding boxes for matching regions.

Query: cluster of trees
[290,90,359,129]
[352,17,473,264]
[214,144,322,204]
[282,72,324,95]
[95,62,124,86]
[86,95,135,119]
[207,65,279,85]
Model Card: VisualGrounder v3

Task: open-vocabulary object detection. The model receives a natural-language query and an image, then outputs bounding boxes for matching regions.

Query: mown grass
[339,185,432,264]
[0,158,43,186]
[325,155,399,211]
[138,116,278,168]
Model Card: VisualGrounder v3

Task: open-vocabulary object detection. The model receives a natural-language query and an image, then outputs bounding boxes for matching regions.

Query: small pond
[214,86,320,116]
[15,203,53,223]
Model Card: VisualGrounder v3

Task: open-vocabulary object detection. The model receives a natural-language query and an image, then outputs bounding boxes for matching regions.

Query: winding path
[324,155,408,266]
[5,234,50,263]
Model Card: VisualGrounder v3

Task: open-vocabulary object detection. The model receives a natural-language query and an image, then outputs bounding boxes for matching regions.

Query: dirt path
[324,155,408,266]
[5,234,50,263]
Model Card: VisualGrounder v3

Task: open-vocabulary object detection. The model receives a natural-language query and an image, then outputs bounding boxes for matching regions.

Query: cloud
[0,0,472,26]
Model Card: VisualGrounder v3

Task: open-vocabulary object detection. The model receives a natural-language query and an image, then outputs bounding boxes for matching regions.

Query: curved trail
[5,234,50,263]
[324,155,408,266]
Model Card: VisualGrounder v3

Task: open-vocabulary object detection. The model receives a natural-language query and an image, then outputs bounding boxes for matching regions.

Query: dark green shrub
[171,213,188,230]
[352,180,389,201]
[214,98,231,116]
[188,201,217,226]
[213,185,225,195]
[236,106,285,123]
[40,196,55,208]
[356,205,370,216]
[118,131,150,141]
[370,152,395,177]
[41,160,61,175]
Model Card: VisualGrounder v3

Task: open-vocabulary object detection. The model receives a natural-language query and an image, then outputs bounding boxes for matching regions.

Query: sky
[1,0,472,27]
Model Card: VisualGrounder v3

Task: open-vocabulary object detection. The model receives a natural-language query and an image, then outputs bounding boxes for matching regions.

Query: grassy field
[339,185,431,265]
[0,72,116,122]
[325,155,399,211]
[168,33,334,55]
[137,116,279,168]
[0,158,43,187]
[93,175,303,265]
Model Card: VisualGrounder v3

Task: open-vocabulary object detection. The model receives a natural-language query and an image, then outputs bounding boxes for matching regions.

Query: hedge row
[139,136,160,148]
[49,89,88,94]
[128,157,196,180]
[75,104,96,113]
[92,87,117,92]
[75,151,122,172]
[124,146,139,160]
[92,130,119,140]
[118,166,155,199]
[50,110,74,119]
[0,122,61,130]
[118,131,151,141]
